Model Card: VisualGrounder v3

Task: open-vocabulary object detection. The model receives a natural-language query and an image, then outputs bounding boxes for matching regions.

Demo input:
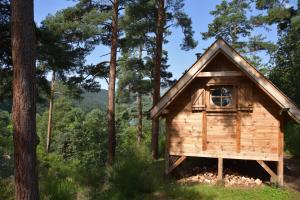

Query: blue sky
[34,0,298,89]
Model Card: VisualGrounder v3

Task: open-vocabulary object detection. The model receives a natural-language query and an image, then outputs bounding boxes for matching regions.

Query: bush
[103,146,163,199]
[41,178,77,200]
[38,149,78,200]
[0,177,14,200]
[285,123,300,156]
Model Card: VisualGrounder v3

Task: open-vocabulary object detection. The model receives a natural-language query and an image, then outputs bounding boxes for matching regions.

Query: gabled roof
[150,38,300,123]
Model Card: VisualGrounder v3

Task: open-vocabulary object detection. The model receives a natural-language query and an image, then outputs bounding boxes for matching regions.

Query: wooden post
[165,120,170,175]
[202,111,207,150]
[217,157,223,182]
[277,117,284,186]
[236,111,241,153]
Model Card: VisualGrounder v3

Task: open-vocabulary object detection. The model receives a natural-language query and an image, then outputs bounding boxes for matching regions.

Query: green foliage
[0,177,14,200]
[37,96,108,163]
[269,7,300,105]
[102,146,163,199]
[202,0,252,44]
[202,0,277,70]
[0,111,13,178]
[36,95,108,197]
[285,123,300,156]
[38,149,78,200]
[74,89,108,112]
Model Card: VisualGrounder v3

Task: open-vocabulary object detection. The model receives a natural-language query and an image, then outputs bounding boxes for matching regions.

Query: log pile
[177,172,263,187]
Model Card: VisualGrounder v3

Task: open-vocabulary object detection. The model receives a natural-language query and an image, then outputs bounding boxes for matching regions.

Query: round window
[211,87,232,107]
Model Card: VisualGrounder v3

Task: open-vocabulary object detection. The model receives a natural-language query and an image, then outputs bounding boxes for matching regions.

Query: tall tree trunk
[151,0,164,159]
[46,70,56,153]
[107,0,118,165]
[11,0,40,199]
[137,92,142,144]
[137,46,143,144]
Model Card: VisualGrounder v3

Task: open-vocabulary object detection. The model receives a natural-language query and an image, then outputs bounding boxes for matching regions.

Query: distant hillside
[75,89,108,112]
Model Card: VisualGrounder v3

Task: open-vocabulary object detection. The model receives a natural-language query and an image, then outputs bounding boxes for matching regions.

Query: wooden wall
[165,54,282,161]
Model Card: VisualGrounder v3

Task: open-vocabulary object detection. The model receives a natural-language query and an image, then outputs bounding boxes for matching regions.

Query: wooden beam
[277,117,284,186]
[165,121,170,175]
[257,160,277,181]
[167,156,186,174]
[161,109,170,115]
[236,111,241,153]
[202,111,207,151]
[218,157,223,182]
[169,151,279,161]
[197,71,244,77]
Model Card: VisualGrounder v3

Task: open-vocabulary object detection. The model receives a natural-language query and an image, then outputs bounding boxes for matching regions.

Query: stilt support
[166,156,186,175]
[256,160,278,183]
[217,157,223,182]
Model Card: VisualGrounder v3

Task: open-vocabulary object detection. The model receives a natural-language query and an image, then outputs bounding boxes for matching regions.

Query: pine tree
[38,2,110,152]
[107,0,119,165]
[202,0,277,70]
[11,0,39,198]
[152,0,164,159]
[151,0,197,159]
[267,1,300,105]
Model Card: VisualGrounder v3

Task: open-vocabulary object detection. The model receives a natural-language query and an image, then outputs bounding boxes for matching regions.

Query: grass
[143,184,299,200]
[98,151,299,200]
[2,145,298,200]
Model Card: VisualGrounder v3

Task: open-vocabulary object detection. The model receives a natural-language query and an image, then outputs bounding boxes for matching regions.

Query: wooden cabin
[150,38,300,185]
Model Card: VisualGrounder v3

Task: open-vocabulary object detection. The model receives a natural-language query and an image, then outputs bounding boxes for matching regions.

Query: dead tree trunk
[107,0,119,165]
[11,0,40,199]
[152,0,164,159]
[46,70,56,153]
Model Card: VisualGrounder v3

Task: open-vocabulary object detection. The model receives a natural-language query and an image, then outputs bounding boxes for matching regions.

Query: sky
[34,0,298,90]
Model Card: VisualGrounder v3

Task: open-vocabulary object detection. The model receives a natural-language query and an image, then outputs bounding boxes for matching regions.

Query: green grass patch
[146,184,298,200]
[97,146,299,200]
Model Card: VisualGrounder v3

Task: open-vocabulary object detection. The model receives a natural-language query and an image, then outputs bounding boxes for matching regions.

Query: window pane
[222,97,232,106]
[212,97,222,106]
[221,87,232,97]
[211,88,222,96]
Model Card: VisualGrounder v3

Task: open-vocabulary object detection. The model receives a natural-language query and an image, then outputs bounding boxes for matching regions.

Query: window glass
[211,87,232,107]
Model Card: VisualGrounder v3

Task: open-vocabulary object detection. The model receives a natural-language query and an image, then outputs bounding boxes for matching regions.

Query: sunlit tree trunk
[137,46,143,144]
[152,0,164,159]
[137,92,142,144]
[46,70,56,153]
[11,0,40,199]
[108,0,119,165]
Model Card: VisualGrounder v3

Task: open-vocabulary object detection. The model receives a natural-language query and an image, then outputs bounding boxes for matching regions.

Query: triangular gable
[150,38,300,123]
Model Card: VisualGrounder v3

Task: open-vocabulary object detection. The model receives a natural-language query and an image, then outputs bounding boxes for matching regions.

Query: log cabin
[150,38,300,186]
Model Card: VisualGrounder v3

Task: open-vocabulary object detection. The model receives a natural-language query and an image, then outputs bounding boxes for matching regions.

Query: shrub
[0,177,14,200]
[38,149,78,200]
[104,145,163,199]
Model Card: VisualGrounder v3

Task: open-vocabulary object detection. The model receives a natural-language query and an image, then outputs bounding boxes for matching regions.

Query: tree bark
[11,0,40,199]
[137,92,142,144]
[107,0,119,165]
[46,70,56,153]
[137,46,143,144]
[152,0,164,159]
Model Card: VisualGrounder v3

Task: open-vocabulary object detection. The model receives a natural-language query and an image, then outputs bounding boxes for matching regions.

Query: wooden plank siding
[151,38,300,123]
[166,74,281,162]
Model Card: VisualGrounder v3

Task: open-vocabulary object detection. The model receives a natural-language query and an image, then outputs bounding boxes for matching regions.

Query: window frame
[206,83,237,112]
